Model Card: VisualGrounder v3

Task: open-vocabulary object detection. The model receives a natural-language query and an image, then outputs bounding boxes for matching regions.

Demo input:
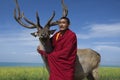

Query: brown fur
[74,49,101,80]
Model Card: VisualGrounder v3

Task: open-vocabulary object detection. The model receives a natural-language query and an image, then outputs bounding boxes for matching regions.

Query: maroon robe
[38,29,77,80]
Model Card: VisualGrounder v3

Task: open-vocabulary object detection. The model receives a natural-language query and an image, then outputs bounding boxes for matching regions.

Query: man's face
[58,19,69,31]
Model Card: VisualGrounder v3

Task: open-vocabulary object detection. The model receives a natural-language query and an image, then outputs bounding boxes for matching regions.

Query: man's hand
[37,45,47,57]
[37,44,45,52]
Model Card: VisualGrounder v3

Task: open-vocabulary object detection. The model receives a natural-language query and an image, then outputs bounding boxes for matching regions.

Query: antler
[49,0,68,26]
[45,11,55,29]
[62,0,68,17]
[14,0,68,29]
[14,0,42,30]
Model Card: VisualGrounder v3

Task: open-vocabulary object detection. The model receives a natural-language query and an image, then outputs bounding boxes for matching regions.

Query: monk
[37,17,77,80]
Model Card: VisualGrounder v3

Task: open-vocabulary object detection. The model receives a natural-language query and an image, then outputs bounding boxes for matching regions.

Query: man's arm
[50,33,77,59]
[37,45,48,57]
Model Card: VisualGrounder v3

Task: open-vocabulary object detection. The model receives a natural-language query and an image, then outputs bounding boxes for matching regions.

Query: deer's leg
[92,67,99,80]
[87,67,99,80]
[86,72,95,80]
[41,55,50,73]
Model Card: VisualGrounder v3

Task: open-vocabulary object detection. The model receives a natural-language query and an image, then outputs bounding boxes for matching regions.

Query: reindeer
[14,0,101,80]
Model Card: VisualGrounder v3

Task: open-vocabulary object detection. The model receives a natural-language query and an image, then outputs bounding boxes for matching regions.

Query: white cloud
[94,45,120,51]
[94,45,120,65]
[0,29,40,46]
[77,23,120,39]
[23,51,39,56]
[93,42,120,45]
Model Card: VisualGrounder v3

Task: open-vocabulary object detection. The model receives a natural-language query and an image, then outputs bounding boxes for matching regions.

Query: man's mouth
[60,26,64,28]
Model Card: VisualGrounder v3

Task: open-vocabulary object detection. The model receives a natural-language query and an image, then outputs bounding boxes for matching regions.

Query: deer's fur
[75,49,100,80]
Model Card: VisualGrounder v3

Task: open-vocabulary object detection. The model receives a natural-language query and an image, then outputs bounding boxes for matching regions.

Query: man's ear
[31,32,38,37]
[49,29,57,34]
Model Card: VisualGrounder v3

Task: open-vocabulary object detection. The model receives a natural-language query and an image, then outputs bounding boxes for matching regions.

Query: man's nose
[59,24,63,26]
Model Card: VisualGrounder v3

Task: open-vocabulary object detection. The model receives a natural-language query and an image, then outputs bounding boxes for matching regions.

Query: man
[37,17,77,80]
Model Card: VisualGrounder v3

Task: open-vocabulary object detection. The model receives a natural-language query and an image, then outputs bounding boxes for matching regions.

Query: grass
[99,67,120,80]
[0,66,120,80]
[0,67,49,80]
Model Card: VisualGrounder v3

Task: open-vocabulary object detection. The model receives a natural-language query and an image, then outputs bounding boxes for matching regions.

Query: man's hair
[60,17,70,25]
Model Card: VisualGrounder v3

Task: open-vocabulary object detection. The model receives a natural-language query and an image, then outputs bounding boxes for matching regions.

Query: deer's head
[14,0,68,40]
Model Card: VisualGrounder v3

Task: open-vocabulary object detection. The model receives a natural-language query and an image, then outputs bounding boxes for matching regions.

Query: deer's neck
[39,38,53,53]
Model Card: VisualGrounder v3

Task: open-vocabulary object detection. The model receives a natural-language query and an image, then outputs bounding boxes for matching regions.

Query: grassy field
[0,66,120,80]
[0,67,49,80]
[99,67,120,80]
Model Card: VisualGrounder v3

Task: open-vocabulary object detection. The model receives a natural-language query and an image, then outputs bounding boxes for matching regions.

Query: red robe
[38,29,77,80]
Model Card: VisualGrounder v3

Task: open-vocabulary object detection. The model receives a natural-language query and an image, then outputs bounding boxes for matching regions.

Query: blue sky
[0,0,120,66]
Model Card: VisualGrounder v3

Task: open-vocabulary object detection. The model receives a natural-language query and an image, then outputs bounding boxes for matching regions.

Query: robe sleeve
[37,49,48,57]
[37,37,53,57]
[50,33,77,59]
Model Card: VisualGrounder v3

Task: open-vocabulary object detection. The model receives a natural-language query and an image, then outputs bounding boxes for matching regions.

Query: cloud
[93,42,120,45]
[94,45,120,52]
[77,23,120,39]
[0,29,39,46]
[0,51,42,63]
[93,45,120,65]
[22,51,39,56]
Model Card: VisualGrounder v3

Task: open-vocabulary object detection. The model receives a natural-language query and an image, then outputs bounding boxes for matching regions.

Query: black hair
[60,17,70,25]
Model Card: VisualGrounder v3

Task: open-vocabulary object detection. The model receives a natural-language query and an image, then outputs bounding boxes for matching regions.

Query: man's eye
[59,22,66,24]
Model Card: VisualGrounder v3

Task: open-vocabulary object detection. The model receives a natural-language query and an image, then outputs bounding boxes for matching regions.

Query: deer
[14,0,101,80]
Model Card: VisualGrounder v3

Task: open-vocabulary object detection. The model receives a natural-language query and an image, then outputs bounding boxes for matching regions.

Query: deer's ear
[31,32,38,37]
[49,29,56,34]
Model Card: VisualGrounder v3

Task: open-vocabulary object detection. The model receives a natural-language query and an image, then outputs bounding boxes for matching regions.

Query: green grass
[99,67,120,80]
[0,66,120,80]
[0,67,49,80]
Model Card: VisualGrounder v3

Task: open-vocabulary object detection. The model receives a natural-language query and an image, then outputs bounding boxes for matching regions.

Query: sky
[0,0,120,66]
